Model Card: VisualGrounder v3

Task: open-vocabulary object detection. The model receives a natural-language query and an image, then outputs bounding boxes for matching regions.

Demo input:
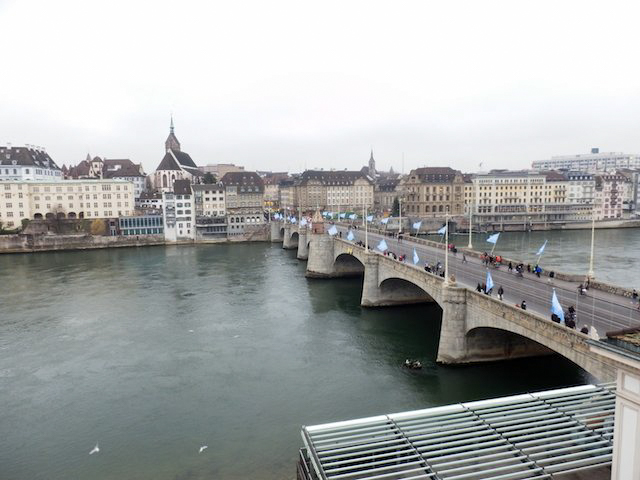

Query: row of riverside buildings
[2,128,640,241]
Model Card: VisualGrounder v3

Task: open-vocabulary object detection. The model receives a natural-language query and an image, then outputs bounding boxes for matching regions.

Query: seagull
[188,329,194,333]
[199,445,208,453]
[233,335,240,338]
[89,442,100,455]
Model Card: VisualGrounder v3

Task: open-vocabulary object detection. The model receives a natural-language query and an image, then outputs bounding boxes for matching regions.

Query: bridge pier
[296,229,308,260]
[306,233,363,278]
[270,222,283,243]
[306,233,337,277]
[282,225,298,250]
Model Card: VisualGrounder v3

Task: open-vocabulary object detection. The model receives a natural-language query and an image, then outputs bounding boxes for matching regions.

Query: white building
[0,145,63,182]
[532,148,640,172]
[161,179,195,242]
[0,179,135,228]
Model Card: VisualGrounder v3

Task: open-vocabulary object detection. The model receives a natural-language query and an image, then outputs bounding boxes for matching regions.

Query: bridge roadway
[334,225,640,337]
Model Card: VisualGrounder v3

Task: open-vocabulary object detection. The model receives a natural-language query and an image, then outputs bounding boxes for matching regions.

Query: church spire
[165,115,181,152]
[368,148,376,177]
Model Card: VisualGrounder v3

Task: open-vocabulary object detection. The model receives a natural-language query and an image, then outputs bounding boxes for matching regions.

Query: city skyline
[2,0,640,174]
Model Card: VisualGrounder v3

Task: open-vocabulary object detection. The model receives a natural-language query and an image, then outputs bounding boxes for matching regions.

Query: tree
[203,172,216,184]
[90,219,107,235]
[21,218,29,231]
[391,197,399,216]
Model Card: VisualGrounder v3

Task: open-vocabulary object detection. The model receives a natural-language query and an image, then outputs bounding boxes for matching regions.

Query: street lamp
[444,211,450,285]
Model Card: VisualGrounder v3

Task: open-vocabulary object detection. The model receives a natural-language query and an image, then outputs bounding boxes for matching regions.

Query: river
[440,227,640,288]
[0,243,596,479]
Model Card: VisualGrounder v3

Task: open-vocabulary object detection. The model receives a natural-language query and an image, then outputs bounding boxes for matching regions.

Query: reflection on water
[0,244,591,480]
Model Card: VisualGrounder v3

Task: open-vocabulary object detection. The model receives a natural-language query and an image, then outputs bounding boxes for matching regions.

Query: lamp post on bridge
[444,208,451,285]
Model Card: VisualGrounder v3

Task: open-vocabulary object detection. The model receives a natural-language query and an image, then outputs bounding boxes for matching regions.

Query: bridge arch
[333,252,365,277]
[290,231,300,246]
[378,277,438,307]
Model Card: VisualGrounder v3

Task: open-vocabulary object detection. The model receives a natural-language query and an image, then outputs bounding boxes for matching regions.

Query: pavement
[334,224,640,337]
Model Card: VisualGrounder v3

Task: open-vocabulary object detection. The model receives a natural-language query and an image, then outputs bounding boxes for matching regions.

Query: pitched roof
[172,150,197,169]
[156,152,182,171]
[221,171,265,193]
[377,178,399,191]
[102,159,144,178]
[296,170,373,186]
[0,146,60,169]
[407,167,463,183]
[173,179,192,195]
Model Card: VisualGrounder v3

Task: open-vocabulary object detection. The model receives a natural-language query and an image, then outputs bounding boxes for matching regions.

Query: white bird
[89,442,100,455]
[188,329,194,333]
[199,445,208,453]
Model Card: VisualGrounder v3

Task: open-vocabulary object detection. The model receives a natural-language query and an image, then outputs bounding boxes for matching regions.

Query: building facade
[161,180,195,241]
[289,170,374,213]
[0,145,62,182]
[532,148,640,172]
[0,179,134,228]
[221,171,265,236]
[401,167,465,218]
[117,215,164,236]
[374,178,400,213]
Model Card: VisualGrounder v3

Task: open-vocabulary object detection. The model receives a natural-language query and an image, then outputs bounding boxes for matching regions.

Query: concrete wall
[296,230,309,260]
[0,234,165,253]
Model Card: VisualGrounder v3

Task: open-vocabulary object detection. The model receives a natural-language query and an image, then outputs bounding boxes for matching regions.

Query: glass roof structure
[300,383,615,480]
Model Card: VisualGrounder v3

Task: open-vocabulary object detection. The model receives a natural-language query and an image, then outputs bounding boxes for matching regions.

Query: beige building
[290,170,374,213]
[199,163,245,178]
[0,179,134,228]
[192,183,226,217]
[221,171,265,235]
[374,178,400,213]
[401,167,465,217]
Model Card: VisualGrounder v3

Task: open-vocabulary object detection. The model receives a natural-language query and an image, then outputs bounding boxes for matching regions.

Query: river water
[443,227,640,288]
[0,243,596,480]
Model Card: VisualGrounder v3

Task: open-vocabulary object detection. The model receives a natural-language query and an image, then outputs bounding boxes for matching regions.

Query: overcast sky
[2,0,639,175]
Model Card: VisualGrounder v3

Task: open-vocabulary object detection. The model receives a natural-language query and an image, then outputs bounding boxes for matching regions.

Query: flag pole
[444,213,450,284]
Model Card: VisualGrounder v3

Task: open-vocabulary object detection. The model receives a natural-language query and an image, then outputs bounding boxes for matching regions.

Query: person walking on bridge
[498,286,504,301]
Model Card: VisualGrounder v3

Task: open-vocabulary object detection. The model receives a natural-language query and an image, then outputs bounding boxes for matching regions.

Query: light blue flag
[437,225,447,235]
[273,213,279,220]
[366,215,373,222]
[328,225,338,236]
[339,213,346,219]
[487,233,500,244]
[291,217,297,224]
[300,218,308,227]
[413,221,422,230]
[377,239,388,252]
[536,240,548,256]
[551,289,565,323]
[349,213,356,220]
[412,248,420,265]
[347,230,355,241]
[322,211,328,216]
[486,270,494,292]
[380,217,390,224]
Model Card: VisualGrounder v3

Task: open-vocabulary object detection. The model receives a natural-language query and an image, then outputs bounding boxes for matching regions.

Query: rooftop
[300,383,615,480]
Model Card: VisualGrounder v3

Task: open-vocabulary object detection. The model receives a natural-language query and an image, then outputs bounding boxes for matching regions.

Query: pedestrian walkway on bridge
[298,383,615,480]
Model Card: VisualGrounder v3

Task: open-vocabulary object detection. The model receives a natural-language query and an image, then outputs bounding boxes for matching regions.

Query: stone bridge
[270,221,310,260]
[303,233,621,382]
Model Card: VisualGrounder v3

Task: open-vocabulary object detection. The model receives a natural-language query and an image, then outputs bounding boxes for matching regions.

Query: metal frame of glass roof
[300,383,615,480]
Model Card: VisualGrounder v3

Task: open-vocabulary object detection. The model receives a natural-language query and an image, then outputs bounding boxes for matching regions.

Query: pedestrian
[462,253,467,263]
[580,325,589,334]
[476,283,482,292]
[498,286,504,301]
[633,289,638,302]
[521,300,527,310]
[508,262,513,272]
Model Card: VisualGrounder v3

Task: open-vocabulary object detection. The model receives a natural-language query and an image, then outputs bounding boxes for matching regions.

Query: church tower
[165,116,181,152]
[368,149,376,177]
